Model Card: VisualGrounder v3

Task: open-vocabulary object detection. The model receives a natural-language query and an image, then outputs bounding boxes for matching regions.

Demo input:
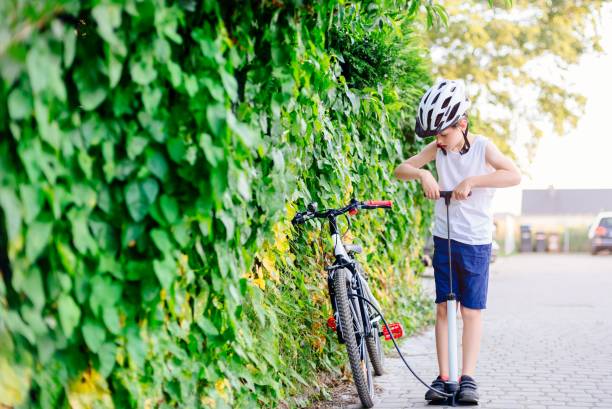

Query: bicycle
[291,198,403,407]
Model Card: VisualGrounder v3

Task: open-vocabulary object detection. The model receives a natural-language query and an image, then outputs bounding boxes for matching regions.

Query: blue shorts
[432,236,492,310]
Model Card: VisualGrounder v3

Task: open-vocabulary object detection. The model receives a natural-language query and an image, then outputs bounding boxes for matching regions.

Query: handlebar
[428,190,472,206]
[291,198,393,225]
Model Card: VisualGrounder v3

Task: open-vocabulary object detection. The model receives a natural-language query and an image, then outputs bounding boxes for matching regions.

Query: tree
[426,0,607,161]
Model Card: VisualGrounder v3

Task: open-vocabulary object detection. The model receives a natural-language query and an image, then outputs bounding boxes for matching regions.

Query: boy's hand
[419,170,440,200]
[453,178,473,200]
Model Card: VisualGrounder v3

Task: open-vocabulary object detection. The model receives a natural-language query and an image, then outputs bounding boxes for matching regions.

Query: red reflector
[327,316,336,331]
[595,226,607,237]
[382,322,404,341]
[348,208,358,216]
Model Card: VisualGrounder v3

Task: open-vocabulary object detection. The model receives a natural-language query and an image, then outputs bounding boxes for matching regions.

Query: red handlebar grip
[366,200,393,208]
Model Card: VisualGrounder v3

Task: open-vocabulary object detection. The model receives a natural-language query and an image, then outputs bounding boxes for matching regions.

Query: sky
[491,3,612,215]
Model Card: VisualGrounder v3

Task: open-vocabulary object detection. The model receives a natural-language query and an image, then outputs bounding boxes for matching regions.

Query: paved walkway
[333,254,612,409]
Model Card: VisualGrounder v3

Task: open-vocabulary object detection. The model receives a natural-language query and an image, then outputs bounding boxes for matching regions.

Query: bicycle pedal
[381,322,404,341]
[327,316,336,331]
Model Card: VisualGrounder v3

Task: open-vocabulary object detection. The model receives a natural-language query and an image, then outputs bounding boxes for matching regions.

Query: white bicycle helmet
[415,78,470,139]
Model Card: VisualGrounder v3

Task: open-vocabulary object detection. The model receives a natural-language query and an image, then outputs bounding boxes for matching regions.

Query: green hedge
[0,1,435,407]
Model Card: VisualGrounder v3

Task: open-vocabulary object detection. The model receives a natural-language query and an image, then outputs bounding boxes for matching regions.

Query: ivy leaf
[124,179,158,222]
[8,87,32,120]
[82,319,107,353]
[206,103,226,137]
[92,3,126,56]
[167,137,186,162]
[127,135,149,159]
[130,50,157,85]
[68,209,98,255]
[126,326,146,369]
[102,305,121,335]
[26,221,53,262]
[151,228,173,253]
[74,65,108,111]
[219,69,237,102]
[98,342,117,378]
[196,316,219,336]
[146,148,169,181]
[142,177,159,204]
[19,185,43,223]
[153,256,175,289]
[64,26,76,68]
[58,294,81,338]
[22,269,46,310]
[160,195,178,224]
[89,275,122,316]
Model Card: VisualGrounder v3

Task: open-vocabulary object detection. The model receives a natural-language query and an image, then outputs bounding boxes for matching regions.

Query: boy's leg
[434,302,449,377]
[460,304,482,377]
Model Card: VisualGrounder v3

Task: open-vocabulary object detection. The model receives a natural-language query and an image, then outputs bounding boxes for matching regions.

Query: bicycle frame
[325,217,375,344]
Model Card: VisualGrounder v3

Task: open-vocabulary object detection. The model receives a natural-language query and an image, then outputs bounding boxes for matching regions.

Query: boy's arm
[394,141,441,199]
[393,141,437,181]
[468,141,522,188]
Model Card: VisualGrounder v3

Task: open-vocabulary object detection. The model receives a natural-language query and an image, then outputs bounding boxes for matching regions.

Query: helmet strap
[459,123,470,155]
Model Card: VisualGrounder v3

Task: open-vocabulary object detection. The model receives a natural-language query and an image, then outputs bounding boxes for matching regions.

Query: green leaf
[202,77,224,101]
[27,41,66,101]
[146,149,168,181]
[0,188,22,242]
[26,221,53,262]
[151,228,173,253]
[98,342,117,378]
[153,257,175,289]
[92,3,126,56]
[141,177,159,204]
[206,103,226,137]
[124,180,148,222]
[227,111,258,148]
[22,269,45,310]
[8,87,32,120]
[142,86,162,113]
[108,51,124,88]
[160,195,178,224]
[74,65,108,111]
[127,135,149,159]
[58,294,81,338]
[68,209,97,255]
[82,319,106,353]
[171,223,190,248]
[166,61,182,87]
[64,26,76,68]
[167,137,186,162]
[56,242,77,274]
[130,50,157,85]
[196,316,219,336]
[21,304,47,335]
[126,327,146,369]
[219,69,237,102]
[19,185,42,223]
[184,74,198,96]
[89,275,122,316]
[102,305,121,335]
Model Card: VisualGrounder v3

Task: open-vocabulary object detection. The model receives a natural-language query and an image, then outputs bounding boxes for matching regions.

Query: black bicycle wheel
[334,268,374,408]
[366,323,384,376]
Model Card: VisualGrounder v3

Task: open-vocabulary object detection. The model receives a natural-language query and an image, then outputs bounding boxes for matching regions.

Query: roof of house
[522,188,612,215]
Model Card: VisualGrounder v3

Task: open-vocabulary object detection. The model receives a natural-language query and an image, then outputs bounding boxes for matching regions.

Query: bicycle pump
[440,190,462,406]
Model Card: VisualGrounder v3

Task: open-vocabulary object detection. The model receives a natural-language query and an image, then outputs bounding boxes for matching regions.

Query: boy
[393,79,521,403]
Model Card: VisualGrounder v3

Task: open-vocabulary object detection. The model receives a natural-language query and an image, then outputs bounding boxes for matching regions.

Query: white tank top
[432,135,496,245]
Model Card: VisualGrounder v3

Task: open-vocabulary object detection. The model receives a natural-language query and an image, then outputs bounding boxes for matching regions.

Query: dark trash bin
[534,231,547,252]
[520,225,532,252]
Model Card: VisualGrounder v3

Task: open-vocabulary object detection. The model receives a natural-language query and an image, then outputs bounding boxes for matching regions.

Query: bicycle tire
[366,326,384,376]
[356,262,384,376]
[334,267,374,408]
